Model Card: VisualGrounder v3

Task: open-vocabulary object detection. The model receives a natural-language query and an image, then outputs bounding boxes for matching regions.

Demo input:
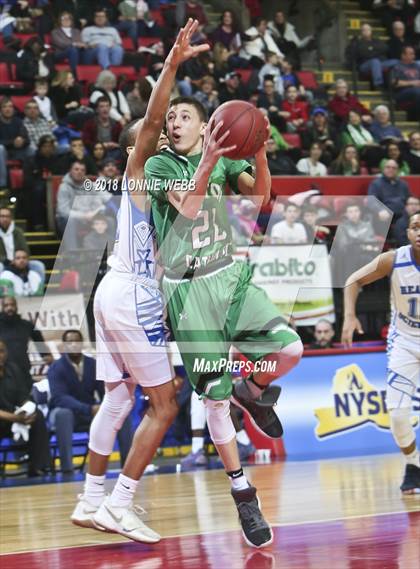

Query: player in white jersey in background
[71,20,210,541]
[341,211,420,494]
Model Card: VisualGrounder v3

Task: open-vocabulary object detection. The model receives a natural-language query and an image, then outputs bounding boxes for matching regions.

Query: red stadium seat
[121,37,136,51]
[11,95,32,113]
[59,271,80,292]
[76,65,102,84]
[55,63,71,73]
[235,68,253,85]
[296,71,319,90]
[9,169,24,190]
[109,66,137,80]
[283,133,302,148]
[138,37,161,47]
[150,10,164,26]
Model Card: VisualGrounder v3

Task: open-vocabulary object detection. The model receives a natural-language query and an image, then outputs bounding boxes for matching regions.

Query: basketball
[209,100,267,160]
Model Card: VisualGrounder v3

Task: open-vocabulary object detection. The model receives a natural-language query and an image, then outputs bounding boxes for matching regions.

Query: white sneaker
[71,494,106,530]
[93,497,161,543]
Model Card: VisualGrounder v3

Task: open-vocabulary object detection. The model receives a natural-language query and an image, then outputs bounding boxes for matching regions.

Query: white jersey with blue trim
[389,245,420,339]
[108,174,156,278]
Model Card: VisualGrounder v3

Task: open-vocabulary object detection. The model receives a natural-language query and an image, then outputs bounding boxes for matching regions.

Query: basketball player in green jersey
[144,97,303,548]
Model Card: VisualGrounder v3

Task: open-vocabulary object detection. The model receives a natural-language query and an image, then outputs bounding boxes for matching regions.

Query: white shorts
[94,271,174,387]
[386,331,420,409]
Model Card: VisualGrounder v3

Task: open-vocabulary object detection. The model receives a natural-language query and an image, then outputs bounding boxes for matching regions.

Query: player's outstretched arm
[341,250,395,347]
[236,117,271,207]
[127,19,209,176]
[168,121,237,219]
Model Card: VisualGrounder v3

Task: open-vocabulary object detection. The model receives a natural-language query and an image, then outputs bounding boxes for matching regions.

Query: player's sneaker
[71,494,106,530]
[93,497,161,543]
[231,485,273,548]
[231,383,283,439]
[238,442,256,462]
[181,448,208,468]
[400,464,420,494]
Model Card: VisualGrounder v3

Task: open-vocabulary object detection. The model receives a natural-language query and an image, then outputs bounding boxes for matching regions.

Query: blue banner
[275,351,419,459]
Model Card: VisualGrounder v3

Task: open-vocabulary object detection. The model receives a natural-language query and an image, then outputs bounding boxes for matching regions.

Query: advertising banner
[275,351,419,459]
[247,244,335,325]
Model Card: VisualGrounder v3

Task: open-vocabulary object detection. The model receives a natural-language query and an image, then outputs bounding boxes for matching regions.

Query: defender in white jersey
[341,211,420,494]
[71,20,210,541]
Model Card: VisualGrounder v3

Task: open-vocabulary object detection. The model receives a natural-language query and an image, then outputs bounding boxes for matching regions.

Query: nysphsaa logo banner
[314,363,418,439]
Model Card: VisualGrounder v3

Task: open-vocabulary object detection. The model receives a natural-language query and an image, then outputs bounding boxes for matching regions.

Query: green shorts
[163,261,300,400]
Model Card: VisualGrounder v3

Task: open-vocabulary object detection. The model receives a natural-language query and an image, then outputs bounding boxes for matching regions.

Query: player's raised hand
[341,315,364,348]
[168,18,210,66]
[202,120,237,165]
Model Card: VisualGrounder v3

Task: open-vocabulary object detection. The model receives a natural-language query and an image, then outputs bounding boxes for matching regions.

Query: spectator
[0,207,45,279]
[0,296,52,379]
[147,41,165,82]
[265,136,299,175]
[330,144,361,176]
[387,20,411,60]
[219,72,248,104]
[15,37,55,87]
[49,70,84,124]
[404,131,420,174]
[308,320,335,349]
[297,143,328,176]
[176,0,208,29]
[49,0,94,27]
[81,8,123,70]
[56,161,111,250]
[81,97,122,159]
[23,134,57,230]
[82,213,114,251]
[97,158,121,199]
[379,141,410,176]
[33,79,57,126]
[22,100,55,154]
[48,329,132,473]
[54,137,98,176]
[267,10,314,70]
[328,78,371,125]
[393,196,420,246]
[373,0,417,36]
[0,143,7,189]
[0,97,30,161]
[213,42,231,82]
[0,249,43,296]
[240,17,283,69]
[117,1,161,41]
[301,204,330,244]
[0,340,51,477]
[92,142,107,170]
[126,78,152,119]
[258,51,284,96]
[271,202,307,244]
[257,77,285,131]
[367,159,411,226]
[210,10,243,62]
[51,11,85,77]
[301,108,339,166]
[341,110,383,170]
[178,51,215,96]
[281,84,310,133]
[236,199,265,245]
[352,23,398,89]
[369,104,403,143]
[392,45,420,120]
[89,70,131,126]
[193,75,220,116]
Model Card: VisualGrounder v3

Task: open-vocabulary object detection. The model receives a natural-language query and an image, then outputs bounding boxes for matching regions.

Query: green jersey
[144,149,251,275]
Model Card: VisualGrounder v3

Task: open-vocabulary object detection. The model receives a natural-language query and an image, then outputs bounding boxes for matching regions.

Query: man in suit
[48,329,132,473]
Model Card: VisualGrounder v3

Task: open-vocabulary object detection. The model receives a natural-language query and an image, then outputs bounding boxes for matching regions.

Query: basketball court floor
[1,453,419,568]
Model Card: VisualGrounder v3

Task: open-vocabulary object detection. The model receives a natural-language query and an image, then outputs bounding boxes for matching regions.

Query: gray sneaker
[231,485,273,548]
[181,448,208,468]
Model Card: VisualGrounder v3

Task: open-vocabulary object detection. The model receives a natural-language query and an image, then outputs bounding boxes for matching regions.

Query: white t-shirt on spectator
[0,269,42,296]
[296,158,327,176]
[270,220,307,244]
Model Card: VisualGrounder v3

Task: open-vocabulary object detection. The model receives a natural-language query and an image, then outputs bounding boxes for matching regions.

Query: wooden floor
[0,454,419,568]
